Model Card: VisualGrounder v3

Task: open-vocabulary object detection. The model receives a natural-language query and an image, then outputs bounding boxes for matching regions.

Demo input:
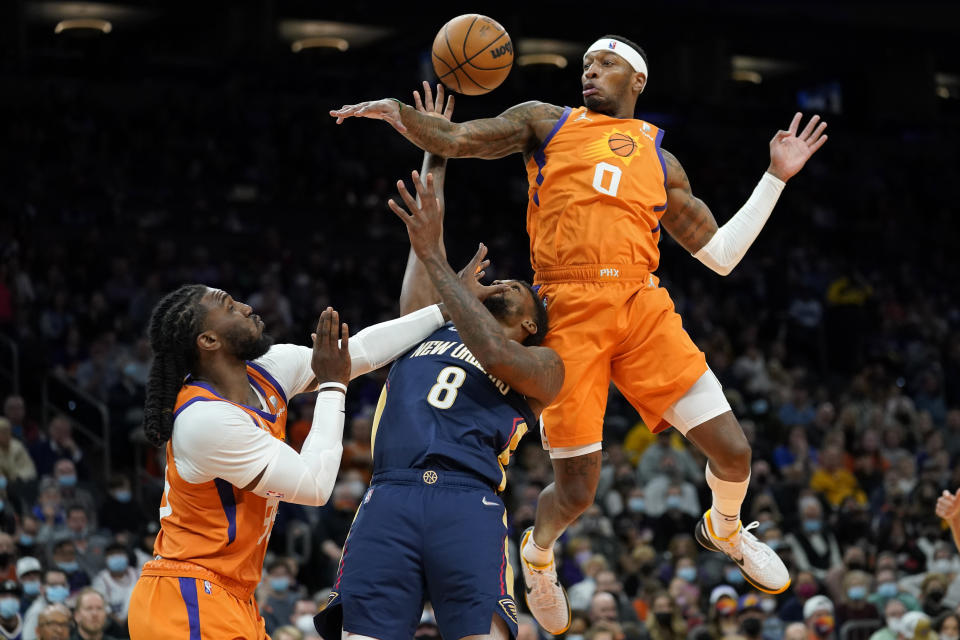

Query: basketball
[431,14,513,96]
[608,133,637,157]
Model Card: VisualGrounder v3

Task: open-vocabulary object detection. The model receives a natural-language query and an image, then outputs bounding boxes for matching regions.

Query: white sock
[521,531,554,566]
[706,463,750,538]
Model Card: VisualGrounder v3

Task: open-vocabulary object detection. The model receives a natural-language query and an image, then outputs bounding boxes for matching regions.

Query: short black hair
[518,281,549,347]
[600,34,648,70]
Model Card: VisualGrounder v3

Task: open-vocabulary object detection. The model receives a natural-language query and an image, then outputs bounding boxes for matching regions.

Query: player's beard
[483,294,511,320]
[225,325,274,361]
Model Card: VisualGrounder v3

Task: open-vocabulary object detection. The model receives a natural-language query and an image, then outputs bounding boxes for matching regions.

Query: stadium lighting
[518,54,568,68]
[291,37,349,53]
[732,70,762,84]
[54,17,112,34]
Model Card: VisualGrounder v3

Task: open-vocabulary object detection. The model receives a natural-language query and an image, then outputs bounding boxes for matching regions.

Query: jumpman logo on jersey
[574,111,593,122]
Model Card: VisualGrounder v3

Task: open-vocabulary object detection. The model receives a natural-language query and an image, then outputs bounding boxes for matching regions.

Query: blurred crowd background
[1,2,959,639]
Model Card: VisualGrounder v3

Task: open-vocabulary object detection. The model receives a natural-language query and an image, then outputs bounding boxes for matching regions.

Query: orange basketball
[431,14,513,96]
[608,133,637,157]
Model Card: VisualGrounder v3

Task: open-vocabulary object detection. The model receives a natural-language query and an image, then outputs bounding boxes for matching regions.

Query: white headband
[586,38,648,80]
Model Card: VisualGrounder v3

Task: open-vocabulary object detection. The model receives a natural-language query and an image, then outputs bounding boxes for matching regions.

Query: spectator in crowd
[0,488,15,537]
[51,463,95,529]
[869,598,908,640]
[588,590,619,625]
[0,418,37,483]
[893,611,935,640]
[2,397,36,444]
[272,627,303,640]
[784,621,807,640]
[803,595,836,640]
[32,480,65,543]
[594,570,640,625]
[936,613,960,640]
[16,557,43,613]
[22,570,69,640]
[916,573,952,619]
[737,593,767,640]
[810,445,867,507]
[49,540,89,594]
[779,571,821,622]
[17,517,41,560]
[835,570,880,640]
[584,621,623,640]
[0,535,15,582]
[0,580,23,640]
[869,568,920,612]
[97,477,144,537]
[29,417,83,480]
[289,599,319,640]
[645,592,686,640]
[786,496,842,580]
[261,559,300,634]
[70,588,119,640]
[90,544,136,632]
[34,604,70,640]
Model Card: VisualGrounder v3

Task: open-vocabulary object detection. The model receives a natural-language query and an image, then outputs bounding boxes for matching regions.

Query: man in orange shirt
[332,34,827,633]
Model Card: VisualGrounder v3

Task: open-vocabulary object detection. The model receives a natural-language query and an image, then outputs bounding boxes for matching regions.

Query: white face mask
[295,614,315,634]
[941,634,959,640]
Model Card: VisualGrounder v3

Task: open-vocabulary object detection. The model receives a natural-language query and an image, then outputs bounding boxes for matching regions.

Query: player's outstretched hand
[413,81,455,121]
[330,99,407,133]
[937,490,960,521]
[767,112,828,182]
[388,170,445,258]
[311,307,351,388]
[457,243,510,302]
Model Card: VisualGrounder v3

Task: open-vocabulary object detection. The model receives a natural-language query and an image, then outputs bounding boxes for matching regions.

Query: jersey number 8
[427,366,467,409]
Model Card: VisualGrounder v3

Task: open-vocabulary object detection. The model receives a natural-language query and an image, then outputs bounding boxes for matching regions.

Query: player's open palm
[413,81,455,121]
[457,242,510,302]
[937,490,960,520]
[388,170,444,258]
[767,112,828,182]
[311,307,351,387]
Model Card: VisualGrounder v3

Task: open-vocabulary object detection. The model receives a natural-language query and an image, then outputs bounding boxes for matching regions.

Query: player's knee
[717,437,752,476]
[554,478,595,517]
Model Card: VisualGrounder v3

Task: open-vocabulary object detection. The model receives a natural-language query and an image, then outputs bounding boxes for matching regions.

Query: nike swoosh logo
[482,496,498,507]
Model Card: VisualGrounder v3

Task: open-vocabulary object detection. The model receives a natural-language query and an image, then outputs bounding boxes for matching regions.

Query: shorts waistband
[372,469,496,493]
[141,558,255,601]
[534,264,654,284]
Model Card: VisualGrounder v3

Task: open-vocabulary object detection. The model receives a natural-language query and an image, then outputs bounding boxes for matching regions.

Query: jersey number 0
[426,366,466,409]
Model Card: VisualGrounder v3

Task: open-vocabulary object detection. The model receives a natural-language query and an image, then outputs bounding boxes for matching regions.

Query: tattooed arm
[331,98,565,160]
[657,149,720,254]
[388,171,564,412]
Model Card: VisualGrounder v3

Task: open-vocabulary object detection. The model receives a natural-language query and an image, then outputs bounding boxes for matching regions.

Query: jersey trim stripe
[173,396,215,419]
[185,381,278,423]
[177,577,202,640]
[214,479,238,545]
[247,360,287,404]
[531,106,573,206]
[653,127,668,212]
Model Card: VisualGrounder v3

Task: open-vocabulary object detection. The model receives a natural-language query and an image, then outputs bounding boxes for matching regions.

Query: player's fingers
[810,134,828,153]
[340,323,349,352]
[413,90,425,112]
[396,179,419,211]
[423,81,434,111]
[435,83,445,112]
[328,310,340,343]
[310,332,317,344]
[318,308,331,346]
[798,114,820,141]
[787,112,802,136]
[387,198,412,222]
[808,121,828,144]
[444,93,455,119]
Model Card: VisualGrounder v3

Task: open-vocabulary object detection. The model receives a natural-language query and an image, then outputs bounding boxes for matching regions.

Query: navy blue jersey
[371,323,538,491]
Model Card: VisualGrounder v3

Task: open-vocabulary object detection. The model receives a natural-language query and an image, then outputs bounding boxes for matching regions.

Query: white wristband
[317,382,347,394]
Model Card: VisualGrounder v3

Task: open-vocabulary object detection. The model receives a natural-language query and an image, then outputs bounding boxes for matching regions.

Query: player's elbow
[713,263,735,277]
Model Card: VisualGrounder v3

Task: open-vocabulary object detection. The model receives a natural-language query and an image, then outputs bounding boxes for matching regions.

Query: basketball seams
[432,14,512,95]
[442,23,463,91]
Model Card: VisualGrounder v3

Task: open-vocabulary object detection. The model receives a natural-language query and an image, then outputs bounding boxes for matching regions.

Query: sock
[521,530,555,566]
[705,463,750,538]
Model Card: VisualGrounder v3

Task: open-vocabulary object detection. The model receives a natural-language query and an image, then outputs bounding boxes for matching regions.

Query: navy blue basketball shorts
[314,469,519,640]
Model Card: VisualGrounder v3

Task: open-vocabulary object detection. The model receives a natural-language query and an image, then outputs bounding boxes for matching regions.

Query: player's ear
[634,72,647,94]
[520,318,537,339]
[196,330,221,352]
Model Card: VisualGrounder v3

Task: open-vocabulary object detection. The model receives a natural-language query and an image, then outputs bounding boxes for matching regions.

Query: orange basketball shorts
[128,575,268,640]
[535,268,707,448]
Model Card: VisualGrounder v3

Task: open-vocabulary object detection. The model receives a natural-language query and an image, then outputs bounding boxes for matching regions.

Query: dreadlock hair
[143,284,209,447]
[518,280,549,347]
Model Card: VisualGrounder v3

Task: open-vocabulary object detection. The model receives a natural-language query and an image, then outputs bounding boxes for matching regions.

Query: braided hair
[142,284,209,447]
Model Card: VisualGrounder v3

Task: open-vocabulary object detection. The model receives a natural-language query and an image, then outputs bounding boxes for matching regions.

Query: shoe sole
[695,518,792,595]
[520,527,572,634]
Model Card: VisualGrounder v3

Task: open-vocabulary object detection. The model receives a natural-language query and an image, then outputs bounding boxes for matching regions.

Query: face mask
[797,583,818,599]
[295,614,315,634]
[741,617,763,636]
[57,561,79,573]
[113,490,132,503]
[848,586,867,601]
[58,474,77,488]
[877,582,898,598]
[655,612,673,627]
[46,585,70,603]
[766,538,782,550]
[813,615,835,637]
[677,567,697,582]
[269,577,290,592]
[756,521,773,534]
[106,555,129,573]
[931,559,953,574]
[940,634,959,640]
[0,500,5,512]
[726,568,745,584]
[760,597,777,614]
[803,519,822,533]
[926,589,945,603]
[666,496,684,510]
[628,497,646,513]
[19,534,34,547]
[886,616,902,631]
[566,636,585,640]
[0,598,19,619]
[22,581,40,596]
[0,477,7,490]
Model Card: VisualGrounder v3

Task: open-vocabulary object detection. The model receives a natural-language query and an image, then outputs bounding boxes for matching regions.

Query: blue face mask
[22,581,41,597]
[269,577,290,593]
[878,582,898,598]
[628,497,646,513]
[767,538,782,550]
[106,555,129,573]
[803,519,822,533]
[848,586,867,601]
[0,500,5,513]
[0,597,19,619]
[113,490,132,504]
[726,568,745,584]
[677,567,697,582]
[19,534,34,547]
[57,561,79,574]
[0,476,7,491]
[46,585,70,603]
[58,474,77,488]
[666,496,684,510]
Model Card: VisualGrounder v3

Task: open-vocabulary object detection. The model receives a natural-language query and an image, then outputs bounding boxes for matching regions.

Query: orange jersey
[145,364,288,599]
[526,106,667,272]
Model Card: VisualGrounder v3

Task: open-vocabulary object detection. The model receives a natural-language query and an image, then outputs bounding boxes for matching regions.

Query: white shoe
[695,509,791,594]
[519,527,571,634]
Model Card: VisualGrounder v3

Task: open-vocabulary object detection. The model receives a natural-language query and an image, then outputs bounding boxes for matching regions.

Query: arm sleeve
[347,304,444,379]
[692,172,785,276]
[172,393,346,506]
